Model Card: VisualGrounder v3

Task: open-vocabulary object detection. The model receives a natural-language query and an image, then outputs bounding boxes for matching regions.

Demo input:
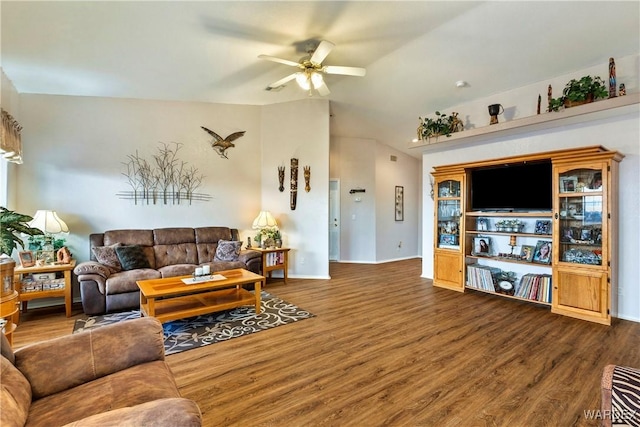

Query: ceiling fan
[259,40,366,96]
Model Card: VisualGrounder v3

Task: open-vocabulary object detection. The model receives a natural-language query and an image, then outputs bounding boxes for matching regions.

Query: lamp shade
[28,210,69,234]
[252,211,278,229]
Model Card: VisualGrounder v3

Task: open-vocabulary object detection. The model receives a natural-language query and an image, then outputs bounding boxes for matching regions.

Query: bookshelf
[432,146,622,325]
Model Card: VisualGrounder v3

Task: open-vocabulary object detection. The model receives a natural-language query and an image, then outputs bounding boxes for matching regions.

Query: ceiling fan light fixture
[310,72,324,89]
[295,72,311,90]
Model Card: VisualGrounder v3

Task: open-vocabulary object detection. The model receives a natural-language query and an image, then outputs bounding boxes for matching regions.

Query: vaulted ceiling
[2,1,639,158]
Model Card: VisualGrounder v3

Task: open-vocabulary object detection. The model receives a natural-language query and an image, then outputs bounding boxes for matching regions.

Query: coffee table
[136,268,265,323]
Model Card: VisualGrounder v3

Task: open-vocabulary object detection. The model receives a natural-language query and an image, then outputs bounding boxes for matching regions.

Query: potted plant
[549,75,608,111]
[0,207,44,257]
[418,111,464,140]
[0,207,44,294]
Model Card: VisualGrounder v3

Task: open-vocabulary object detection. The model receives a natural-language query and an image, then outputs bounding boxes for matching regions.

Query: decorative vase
[275,239,282,248]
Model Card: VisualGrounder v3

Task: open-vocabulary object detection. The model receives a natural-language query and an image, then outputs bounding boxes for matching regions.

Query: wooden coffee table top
[137,268,264,298]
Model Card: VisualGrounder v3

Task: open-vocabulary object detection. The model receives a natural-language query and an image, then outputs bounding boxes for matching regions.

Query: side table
[252,247,290,284]
[14,260,76,317]
[0,291,19,346]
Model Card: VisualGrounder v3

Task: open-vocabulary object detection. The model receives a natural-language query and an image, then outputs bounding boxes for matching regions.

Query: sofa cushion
[104,229,154,247]
[158,264,198,278]
[115,245,151,271]
[106,269,161,295]
[154,243,198,268]
[194,227,232,243]
[91,243,123,273]
[26,361,180,427]
[154,228,196,245]
[1,356,32,427]
[214,240,242,261]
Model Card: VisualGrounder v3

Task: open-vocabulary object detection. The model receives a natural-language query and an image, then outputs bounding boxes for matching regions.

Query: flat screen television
[470,161,552,212]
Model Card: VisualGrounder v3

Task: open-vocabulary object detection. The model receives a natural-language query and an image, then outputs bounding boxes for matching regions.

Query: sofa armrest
[74,261,111,279]
[16,317,165,399]
[62,398,202,427]
[238,249,261,264]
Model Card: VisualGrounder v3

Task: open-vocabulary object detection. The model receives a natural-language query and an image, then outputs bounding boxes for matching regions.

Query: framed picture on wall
[395,186,404,221]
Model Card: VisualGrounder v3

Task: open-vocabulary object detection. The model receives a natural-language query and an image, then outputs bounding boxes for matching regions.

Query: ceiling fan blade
[258,54,301,68]
[324,65,367,77]
[316,82,331,96]
[310,40,335,64]
[268,73,297,88]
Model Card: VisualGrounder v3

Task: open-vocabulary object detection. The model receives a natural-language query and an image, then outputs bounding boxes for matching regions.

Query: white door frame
[329,179,340,261]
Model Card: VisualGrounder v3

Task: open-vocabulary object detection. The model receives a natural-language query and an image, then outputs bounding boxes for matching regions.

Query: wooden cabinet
[551,153,622,325]
[432,172,465,291]
[431,146,622,325]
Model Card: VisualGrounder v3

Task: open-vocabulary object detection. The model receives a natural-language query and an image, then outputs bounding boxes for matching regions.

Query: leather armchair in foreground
[0,317,201,427]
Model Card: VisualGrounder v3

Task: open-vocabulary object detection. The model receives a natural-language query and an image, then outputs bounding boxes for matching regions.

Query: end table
[14,259,76,317]
[252,247,290,284]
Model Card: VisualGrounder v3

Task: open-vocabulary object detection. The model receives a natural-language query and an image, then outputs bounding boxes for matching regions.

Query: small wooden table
[136,268,265,323]
[14,260,76,318]
[252,247,290,284]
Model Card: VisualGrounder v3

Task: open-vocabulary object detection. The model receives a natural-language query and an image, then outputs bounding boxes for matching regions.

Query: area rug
[73,292,313,355]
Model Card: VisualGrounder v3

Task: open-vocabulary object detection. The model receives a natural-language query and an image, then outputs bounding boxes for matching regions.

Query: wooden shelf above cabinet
[410,93,639,151]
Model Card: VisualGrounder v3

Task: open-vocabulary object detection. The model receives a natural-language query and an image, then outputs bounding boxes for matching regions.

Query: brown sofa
[74,227,261,315]
[0,317,201,427]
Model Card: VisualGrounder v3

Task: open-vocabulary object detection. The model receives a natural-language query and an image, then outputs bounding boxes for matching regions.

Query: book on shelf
[265,251,284,267]
[515,274,552,303]
[466,263,502,292]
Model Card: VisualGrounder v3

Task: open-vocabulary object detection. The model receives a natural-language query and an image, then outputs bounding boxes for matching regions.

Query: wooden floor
[12,259,640,427]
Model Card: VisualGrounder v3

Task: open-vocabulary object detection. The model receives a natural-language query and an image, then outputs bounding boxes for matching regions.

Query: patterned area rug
[73,291,313,355]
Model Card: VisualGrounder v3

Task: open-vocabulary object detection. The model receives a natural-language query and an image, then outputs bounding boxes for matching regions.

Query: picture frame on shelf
[439,233,458,247]
[534,220,552,235]
[520,245,535,262]
[18,251,36,268]
[532,240,552,264]
[472,237,491,256]
[476,217,488,231]
[560,176,578,193]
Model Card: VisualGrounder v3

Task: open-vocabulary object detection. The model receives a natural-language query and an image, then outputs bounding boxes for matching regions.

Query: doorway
[329,179,340,261]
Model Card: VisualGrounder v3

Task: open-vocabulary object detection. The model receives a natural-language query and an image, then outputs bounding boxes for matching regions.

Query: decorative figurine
[278,166,285,192]
[304,166,311,192]
[619,83,626,96]
[537,94,541,114]
[56,247,71,264]
[246,237,252,249]
[609,57,616,98]
[200,126,246,159]
[547,84,552,112]
[290,158,298,210]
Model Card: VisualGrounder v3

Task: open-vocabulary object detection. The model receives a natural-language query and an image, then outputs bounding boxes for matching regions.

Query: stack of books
[515,274,552,303]
[466,264,502,292]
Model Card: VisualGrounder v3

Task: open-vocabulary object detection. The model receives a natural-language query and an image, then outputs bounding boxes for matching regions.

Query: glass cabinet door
[436,179,461,250]
[557,167,604,266]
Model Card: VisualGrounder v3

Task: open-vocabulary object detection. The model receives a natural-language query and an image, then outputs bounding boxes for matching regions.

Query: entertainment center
[432,145,623,325]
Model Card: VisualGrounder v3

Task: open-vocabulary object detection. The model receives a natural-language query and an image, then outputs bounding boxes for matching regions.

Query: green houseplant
[0,207,44,256]
[418,111,463,139]
[549,75,608,111]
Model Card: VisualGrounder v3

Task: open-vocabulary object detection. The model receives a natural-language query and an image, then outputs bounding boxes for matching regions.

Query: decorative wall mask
[200,126,245,159]
[290,158,298,210]
[304,166,311,192]
[278,166,285,192]
[120,142,210,205]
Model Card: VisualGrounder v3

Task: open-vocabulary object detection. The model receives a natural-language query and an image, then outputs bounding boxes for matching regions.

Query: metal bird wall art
[200,126,246,159]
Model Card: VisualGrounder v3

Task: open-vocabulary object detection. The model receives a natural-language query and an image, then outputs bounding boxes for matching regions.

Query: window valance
[1,108,23,164]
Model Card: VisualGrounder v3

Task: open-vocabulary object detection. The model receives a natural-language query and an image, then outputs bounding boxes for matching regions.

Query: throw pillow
[115,245,151,271]
[92,243,123,273]
[214,240,242,262]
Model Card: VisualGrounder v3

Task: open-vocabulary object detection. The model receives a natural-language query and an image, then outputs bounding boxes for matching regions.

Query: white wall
[420,54,640,322]
[330,137,421,263]
[0,68,20,208]
[261,99,330,279]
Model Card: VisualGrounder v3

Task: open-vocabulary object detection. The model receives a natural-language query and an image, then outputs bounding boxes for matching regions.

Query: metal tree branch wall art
[119,142,211,205]
[278,166,285,192]
[201,126,245,159]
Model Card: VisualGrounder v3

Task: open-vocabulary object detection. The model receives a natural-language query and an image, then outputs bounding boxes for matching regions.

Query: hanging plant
[418,111,463,140]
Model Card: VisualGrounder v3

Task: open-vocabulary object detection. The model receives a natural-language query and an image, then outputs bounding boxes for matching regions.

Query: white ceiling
[2,1,639,158]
